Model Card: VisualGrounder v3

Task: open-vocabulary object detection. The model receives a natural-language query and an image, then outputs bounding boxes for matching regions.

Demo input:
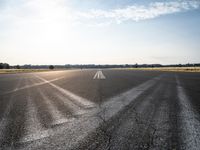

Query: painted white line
[93,71,98,79]
[93,71,99,79]
[18,75,161,146]
[97,71,99,78]
[3,76,65,95]
[93,70,106,79]
[176,76,200,150]
[101,76,161,120]
[35,75,95,108]
[99,70,106,79]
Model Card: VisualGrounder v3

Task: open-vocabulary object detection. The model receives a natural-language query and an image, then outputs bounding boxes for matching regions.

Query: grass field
[125,67,200,72]
[0,67,200,74]
[0,69,52,74]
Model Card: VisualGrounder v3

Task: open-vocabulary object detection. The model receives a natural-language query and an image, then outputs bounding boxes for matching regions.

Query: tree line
[0,63,21,69]
[1,62,200,70]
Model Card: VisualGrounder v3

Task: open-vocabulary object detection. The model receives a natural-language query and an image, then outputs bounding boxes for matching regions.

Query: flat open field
[124,67,200,72]
[0,69,200,149]
[0,69,52,74]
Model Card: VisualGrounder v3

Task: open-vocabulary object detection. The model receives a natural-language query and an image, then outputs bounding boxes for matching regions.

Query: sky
[0,0,200,65]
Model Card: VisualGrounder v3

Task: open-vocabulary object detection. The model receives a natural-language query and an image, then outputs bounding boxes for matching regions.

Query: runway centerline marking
[93,70,106,79]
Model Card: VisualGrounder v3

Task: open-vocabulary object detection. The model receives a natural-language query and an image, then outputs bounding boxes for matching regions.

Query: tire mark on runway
[3,75,162,149]
[18,80,93,144]
[116,81,166,150]
[166,75,181,150]
[54,93,86,116]
[38,85,76,118]
[0,77,23,147]
[76,74,184,150]
[18,76,162,150]
[176,76,200,150]
[19,87,72,144]
[38,91,71,126]
[109,81,164,150]
[0,78,27,148]
[72,76,163,150]
[35,75,95,109]
[35,83,83,118]
[0,77,23,120]
[26,79,55,129]
[21,93,50,144]
[150,84,171,150]
[99,75,162,121]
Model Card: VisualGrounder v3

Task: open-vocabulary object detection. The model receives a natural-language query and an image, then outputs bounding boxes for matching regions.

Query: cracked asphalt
[0,69,200,150]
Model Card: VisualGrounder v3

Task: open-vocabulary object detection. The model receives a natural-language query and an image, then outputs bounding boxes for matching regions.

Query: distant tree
[0,63,3,69]
[5,63,10,69]
[0,63,10,69]
[49,65,54,70]
[16,65,20,69]
[135,63,138,68]
[125,64,129,68]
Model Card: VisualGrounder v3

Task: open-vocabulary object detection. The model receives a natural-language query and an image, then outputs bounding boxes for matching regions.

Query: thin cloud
[76,1,200,24]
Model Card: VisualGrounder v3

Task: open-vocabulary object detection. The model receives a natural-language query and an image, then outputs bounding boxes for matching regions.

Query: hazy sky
[0,0,200,65]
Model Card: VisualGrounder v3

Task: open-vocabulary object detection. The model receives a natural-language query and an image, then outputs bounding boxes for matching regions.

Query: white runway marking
[176,76,200,150]
[3,76,65,95]
[101,75,161,120]
[35,75,95,108]
[93,70,106,79]
[18,75,161,147]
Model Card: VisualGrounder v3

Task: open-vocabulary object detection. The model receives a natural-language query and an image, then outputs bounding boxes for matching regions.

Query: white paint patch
[3,76,65,95]
[176,76,200,150]
[93,70,106,79]
[35,75,95,108]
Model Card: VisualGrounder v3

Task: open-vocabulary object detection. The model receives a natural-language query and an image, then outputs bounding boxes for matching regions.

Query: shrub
[49,65,54,70]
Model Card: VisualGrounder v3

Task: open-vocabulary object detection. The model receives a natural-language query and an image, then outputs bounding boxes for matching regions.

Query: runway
[0,69,199,149]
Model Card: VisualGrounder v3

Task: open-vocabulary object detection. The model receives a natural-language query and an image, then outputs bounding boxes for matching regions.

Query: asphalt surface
[0,69,200,150]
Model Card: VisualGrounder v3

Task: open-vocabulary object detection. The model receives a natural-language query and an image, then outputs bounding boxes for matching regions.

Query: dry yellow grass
[121,67,200,72]
[0,69,52,74]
